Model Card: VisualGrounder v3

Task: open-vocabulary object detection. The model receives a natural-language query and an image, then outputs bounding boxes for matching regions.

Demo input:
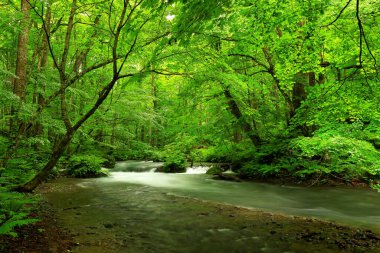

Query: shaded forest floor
[0,201,74,253]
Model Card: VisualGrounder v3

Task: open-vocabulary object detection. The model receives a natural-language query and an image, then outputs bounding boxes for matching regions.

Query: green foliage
[237,135,380,183]
[66,155,109,178]
[0,136,11,155]
[289,136,380,179]
[238,162,281,178]
[113,142,162,161]
[1,0,380,189]
[162,154,187,173]
[0,155,44,188]
[199,140,255,166]
[0,191,39,237]
[372,184,380,193]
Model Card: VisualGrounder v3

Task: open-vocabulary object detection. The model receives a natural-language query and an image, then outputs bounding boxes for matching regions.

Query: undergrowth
[0,190,39,237]
[66,154,109,178]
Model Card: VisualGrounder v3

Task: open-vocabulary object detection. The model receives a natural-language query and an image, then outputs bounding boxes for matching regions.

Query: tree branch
[322,0,352,27]
[228,53,269,70]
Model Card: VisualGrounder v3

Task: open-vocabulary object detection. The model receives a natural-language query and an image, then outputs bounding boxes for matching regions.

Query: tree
[0,0,379,192]
[13,0,30,102]
[15,0,170,191]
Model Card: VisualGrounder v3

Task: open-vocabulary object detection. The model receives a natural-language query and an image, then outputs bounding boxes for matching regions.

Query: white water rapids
[101,161,380,231]
[43,161,380,253]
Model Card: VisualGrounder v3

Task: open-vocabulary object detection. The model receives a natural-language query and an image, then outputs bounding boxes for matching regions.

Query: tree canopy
[0,0,379,190]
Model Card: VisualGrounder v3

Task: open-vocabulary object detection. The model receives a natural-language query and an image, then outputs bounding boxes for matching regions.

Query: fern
[0,191,39,237]
[0,212,39,237]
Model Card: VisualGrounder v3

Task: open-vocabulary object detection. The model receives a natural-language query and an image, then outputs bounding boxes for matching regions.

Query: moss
[206,165,223,175]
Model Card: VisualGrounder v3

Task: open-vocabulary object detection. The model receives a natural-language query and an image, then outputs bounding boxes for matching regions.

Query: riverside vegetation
[0,0,380,247]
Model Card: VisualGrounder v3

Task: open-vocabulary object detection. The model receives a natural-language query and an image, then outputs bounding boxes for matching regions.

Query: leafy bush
[200,140,255,165]
[238,162,284,178]
[66,155,109,178]
[311,120,380,149]
[161,154,187,173]
[236,136,380,183]
[288,136,380,180]
[0,135,10,156]
[0,191,39,237]
[0,164,38,188]
[113,142,163,161]
[101,155,116,168]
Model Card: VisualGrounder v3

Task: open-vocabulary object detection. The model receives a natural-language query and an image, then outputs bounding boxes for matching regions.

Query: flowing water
[42,161,380,253]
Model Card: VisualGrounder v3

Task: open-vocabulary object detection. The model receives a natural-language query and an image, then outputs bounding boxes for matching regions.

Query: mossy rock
[206,165,223,175]
[213,173,242,182]
[160,162,187,173]
[160,155,188,173]
[67,155,109,178]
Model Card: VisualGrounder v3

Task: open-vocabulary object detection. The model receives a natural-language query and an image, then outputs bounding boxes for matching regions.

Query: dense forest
[1,0,380,241]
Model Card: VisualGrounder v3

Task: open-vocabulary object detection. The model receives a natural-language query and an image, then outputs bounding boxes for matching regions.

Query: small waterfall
[185,166,209,174]
[113,161,163,172]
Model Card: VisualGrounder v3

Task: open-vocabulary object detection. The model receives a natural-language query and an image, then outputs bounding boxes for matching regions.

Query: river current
[42,161,380,252]
[109,161,380,230]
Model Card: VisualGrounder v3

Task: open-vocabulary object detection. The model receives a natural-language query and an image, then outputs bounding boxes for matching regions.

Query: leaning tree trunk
[15,131,74,192]
[15,78,118,192]
[14,0,157,192]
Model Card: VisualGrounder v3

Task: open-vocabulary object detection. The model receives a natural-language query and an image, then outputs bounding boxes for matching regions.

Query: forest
[1,0,380,251]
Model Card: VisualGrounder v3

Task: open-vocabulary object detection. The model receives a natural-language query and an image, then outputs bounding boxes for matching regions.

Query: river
[41,161,380,253]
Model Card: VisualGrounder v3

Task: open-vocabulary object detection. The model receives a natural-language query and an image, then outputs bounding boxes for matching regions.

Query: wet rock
[103,223,114,229]
[213,173,242,182]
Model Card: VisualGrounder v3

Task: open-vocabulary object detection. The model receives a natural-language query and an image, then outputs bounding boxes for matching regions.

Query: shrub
[0,136,10,156]
[200,140,255,164]
[101,155,116,168]
[288,136,380,180]
[113,142,163,161]
[161,154,187,173]
[238,162,284,178]
[0,191,39,237]
[236,136,380,183]
[67,155,109,178]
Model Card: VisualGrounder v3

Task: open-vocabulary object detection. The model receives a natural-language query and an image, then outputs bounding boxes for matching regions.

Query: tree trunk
[15,77,119,192]
[290,74,307,119]
[34,4,51,135]
[149,66,156,146]
[224,89,261,146]
[111,114,117,146]
[15,131,74,192]
[141,126,145,142]
[14,0,144,192]
[1,0,31,167]
[10,0,31,132]
[13,0,31,102]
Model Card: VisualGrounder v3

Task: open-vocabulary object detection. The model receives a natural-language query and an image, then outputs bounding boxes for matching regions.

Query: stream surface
[42,161,380,253]
[112,161,380,230]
